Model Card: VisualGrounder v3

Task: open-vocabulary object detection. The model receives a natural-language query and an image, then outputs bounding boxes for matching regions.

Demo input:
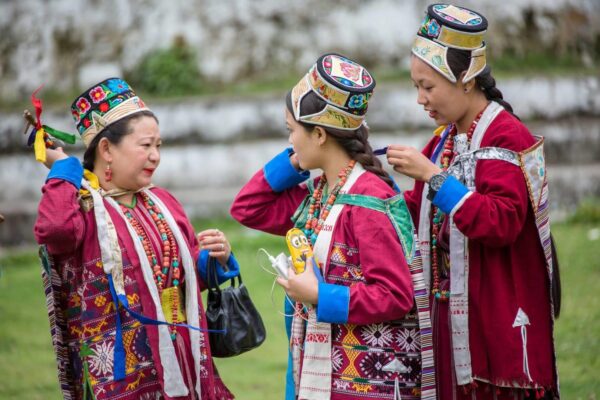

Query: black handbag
[205,257,266,357]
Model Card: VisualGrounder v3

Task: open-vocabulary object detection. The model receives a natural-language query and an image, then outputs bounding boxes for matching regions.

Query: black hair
[446,48,518,119]
[286,91,394,188]
[82,111,158,171]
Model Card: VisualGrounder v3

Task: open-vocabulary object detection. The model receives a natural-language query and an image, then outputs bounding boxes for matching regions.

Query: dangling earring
[105,163,112,182]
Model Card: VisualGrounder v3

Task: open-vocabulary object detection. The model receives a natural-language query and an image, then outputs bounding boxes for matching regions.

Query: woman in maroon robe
[34,78,235,400]
[386,4,560,399]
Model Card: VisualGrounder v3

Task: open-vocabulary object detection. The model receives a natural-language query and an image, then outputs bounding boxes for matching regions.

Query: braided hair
[285,91,394,188]
[446,48,518,119]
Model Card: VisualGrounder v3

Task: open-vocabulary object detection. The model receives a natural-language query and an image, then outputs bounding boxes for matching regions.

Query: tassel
[34,128,47,163]
[28,85,77,164]
[31,86,47,164]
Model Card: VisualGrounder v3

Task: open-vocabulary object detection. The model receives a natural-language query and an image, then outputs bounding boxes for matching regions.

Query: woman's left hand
[198,229,231,266]
[277,257,319,304]
[386,144,442,182]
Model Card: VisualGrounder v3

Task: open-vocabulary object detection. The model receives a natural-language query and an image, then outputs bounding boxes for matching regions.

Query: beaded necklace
[431,109,485,301]
[121,192,181,338]
[304,159,356,245]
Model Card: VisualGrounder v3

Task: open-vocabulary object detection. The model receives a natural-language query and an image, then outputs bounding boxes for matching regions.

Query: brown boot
[0,213,4,224]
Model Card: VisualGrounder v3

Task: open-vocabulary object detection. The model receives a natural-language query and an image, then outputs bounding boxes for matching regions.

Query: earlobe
[459,71,472,93]
[97,138,113,163]
[314,127,327,146]
[460,73,476,94]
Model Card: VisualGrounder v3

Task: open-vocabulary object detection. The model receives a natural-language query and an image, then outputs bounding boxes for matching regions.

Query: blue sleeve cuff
[432,175,471,215]
[46,156,83,190]
[263,148,310,192]
[316,283,350,324]
[197,250,240,286]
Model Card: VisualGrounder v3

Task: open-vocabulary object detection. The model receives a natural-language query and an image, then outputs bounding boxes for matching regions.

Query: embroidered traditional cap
[412,4,488,83]
[70,78,151,147]
[290,53,375,131]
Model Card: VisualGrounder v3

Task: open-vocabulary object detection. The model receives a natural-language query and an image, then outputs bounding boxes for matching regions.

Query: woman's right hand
[386,144,441,182]
[198,229,232,267]
[289,151,301,171]
[43,147,68,169]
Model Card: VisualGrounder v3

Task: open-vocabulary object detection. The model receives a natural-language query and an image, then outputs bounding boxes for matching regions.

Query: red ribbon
[31,84,44,130]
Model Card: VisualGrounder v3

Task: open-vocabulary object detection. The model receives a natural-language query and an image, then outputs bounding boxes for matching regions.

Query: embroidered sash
[291,163,366,399]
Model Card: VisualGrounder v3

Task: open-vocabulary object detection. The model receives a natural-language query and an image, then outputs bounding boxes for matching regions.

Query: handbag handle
[207,256,243,293]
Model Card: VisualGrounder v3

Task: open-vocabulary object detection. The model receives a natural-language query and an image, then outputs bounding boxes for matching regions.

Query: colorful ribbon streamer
[29,86,77,163]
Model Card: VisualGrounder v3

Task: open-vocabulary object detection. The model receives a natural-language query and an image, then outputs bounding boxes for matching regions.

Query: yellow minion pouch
[285,228,314,274]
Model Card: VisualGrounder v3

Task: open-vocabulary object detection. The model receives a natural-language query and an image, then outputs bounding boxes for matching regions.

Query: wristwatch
[427,171,449,201]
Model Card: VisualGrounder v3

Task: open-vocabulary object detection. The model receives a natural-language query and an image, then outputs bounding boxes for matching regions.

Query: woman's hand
[198,229,231,266]
[43,147,68,169]
[276,257,319,304]
[386,144,442,182]
[289,151,301,171]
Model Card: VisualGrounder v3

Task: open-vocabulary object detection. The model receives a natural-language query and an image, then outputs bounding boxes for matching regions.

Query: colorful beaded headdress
[412,4,488,83]
[290,54,375,131]
[71,78,150,147]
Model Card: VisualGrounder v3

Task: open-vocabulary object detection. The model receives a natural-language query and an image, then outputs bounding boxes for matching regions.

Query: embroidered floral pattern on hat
[421,15,442,39]
[348,94,368,110]
[107,78,130,94]
[413,4,488,83]
[89,86,107,104]
[76,98,91,114]
[290,53,376,130]
[432,4,482,26]
[323,55,373,89]
[417,4,487,51]
[70,77,150,146]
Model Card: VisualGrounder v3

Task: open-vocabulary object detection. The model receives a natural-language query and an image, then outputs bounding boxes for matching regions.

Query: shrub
[567,197,600,224]
[127,39,202,96]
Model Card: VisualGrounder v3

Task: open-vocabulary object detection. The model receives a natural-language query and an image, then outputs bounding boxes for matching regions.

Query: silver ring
[220,243,225,251]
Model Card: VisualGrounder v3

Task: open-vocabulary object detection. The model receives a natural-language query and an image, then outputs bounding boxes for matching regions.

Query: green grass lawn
[0,219,598,399]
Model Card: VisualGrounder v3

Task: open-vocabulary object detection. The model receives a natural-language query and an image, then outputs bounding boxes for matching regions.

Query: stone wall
[1,76,599,246]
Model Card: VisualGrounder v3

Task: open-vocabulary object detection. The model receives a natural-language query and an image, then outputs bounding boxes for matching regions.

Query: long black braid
[446,48,519,119]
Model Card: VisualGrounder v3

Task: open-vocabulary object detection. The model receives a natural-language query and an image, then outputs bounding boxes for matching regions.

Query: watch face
[430,173,447,191]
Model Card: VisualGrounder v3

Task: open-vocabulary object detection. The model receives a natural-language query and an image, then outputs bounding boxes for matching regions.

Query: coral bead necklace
[120,192,181,338]
[304,159,356,245]
[431,109,485,301]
